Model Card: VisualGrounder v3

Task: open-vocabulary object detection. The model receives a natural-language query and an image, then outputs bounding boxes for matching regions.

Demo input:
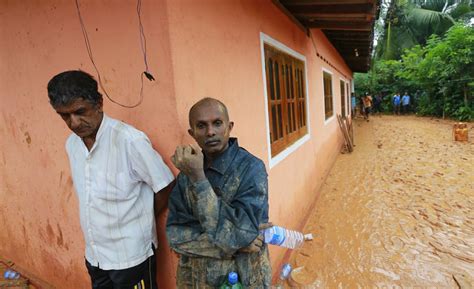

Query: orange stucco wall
[163,0,353,272]
[1,0,352,288]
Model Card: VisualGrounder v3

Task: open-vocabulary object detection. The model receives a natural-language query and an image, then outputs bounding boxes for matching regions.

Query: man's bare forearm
[154,180,176,218]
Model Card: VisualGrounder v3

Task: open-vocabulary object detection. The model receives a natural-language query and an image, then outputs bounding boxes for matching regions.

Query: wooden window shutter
[323,72,333,119]
[264,44,308,157]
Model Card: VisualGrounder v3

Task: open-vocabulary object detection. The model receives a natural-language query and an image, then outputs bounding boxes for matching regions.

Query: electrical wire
[137,0,148,72]
[74,0,154,108]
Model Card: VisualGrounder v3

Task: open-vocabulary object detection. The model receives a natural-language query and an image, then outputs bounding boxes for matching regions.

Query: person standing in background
[402,92,410,114]
[351,92,356,118]
[362,92,373,121]
[393,93,401,115]
[372,94,383,115]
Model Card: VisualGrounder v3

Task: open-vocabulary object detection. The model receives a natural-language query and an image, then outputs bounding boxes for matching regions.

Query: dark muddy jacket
[166,138,271,288]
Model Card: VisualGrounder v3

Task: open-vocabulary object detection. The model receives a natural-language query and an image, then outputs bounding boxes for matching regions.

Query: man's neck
[205,152,220,166]
[82,113,103,151]
[205,143,230,166]
[83,136,96,151]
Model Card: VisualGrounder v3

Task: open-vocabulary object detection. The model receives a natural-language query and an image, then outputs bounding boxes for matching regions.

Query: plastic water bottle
[262,226,313,249]
[279,263,292,280]
[275,263,292,288]
[219,271,243,289]
[3,269,20,279]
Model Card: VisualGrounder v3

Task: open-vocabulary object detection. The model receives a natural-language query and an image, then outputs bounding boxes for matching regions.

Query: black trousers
[402,104,410,114]
[85,251,158,289]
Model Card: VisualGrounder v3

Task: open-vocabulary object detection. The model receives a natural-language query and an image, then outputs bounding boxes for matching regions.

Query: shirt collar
[94,113,110,143]
[205,138,239,175]
[83,113,110,153]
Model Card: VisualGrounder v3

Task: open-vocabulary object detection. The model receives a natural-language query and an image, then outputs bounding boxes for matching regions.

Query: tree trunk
[443,94,446,119]
[464,83,468,106]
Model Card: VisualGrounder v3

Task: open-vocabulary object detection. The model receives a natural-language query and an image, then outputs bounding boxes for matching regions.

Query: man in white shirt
[47,70,174,289]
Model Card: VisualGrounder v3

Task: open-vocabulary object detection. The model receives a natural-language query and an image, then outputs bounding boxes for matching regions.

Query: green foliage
[356,24,474,120]
[453,105,474,121]
[376,0,472,60]
[416,91,442,116]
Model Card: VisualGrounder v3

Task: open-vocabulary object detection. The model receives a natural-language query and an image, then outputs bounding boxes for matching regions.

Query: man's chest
[207,167,249,202]
[68,142,133,198]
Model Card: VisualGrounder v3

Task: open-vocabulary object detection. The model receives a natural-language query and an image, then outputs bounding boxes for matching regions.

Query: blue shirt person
[351,93,356,116]
[393,93,401,115]
[401,92,410,114]
[166,98,272,288]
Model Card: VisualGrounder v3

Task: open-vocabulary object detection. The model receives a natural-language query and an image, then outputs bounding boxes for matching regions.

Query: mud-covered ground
[286,115,474,288]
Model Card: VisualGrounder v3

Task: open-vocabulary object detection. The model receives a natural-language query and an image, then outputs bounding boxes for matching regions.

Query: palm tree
[375,0,473,60]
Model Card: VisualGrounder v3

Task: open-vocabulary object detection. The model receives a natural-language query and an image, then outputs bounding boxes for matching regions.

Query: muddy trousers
[176,274,268,289]
[175,254,271,289]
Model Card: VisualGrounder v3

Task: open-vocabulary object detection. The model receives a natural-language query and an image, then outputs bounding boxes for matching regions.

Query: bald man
[166,98,272,288]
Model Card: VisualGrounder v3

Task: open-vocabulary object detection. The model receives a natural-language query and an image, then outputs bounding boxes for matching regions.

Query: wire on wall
[310,29,348,80]
[74,0,155,108]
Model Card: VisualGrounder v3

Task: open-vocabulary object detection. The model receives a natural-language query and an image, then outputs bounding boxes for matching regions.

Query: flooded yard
[287,116,474,288]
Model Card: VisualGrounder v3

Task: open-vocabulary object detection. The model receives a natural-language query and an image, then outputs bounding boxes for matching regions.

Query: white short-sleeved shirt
[65,114,174,270]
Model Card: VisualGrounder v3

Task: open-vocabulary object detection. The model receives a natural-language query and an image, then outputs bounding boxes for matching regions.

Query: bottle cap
[4,270,11,279]
[304,233,313,241]
[12,271,20,279]
[4,269,19,279]
[228,271,238,285]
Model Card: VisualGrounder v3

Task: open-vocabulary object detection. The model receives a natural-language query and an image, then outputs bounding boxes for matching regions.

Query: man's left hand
[171,144,206,182]
[238,235,264,253]
[238,222,273,253]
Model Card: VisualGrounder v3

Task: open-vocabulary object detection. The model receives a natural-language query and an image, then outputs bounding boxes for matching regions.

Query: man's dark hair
[47,70,102,107]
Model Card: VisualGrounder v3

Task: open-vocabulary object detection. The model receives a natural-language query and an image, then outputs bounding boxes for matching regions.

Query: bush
[355,23,473,120]
[453,105,474,121]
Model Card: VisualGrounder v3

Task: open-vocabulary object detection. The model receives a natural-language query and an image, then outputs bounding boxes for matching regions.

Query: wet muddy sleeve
[166,175,224,258]
[169,234,224,258]
[191,161,269,256]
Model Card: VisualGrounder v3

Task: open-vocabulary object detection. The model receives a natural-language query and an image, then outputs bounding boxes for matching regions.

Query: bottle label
[268,226,286,245]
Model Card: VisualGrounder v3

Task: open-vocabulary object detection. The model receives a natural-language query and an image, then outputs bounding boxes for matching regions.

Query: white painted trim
[260,33,306,61]
[322,68,334,125]
[338,77,345,115]
[339,77,349,117]
[324,114,335,125]
[322,67,333,75]
[259,32,311,169]
[346,81,351,116]
[269,135,310,168]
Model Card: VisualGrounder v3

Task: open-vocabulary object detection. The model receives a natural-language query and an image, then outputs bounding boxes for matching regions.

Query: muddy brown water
[285,116,474,288]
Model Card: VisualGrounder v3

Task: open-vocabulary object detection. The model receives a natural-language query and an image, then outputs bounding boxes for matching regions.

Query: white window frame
[322,68,334,125]
[346,80,351,116]
[260,32,311,169]
[339,77,349,117]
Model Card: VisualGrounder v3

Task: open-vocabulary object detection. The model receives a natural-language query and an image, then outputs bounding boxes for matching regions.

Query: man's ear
[97,97,104,112]
[228,121,234,132]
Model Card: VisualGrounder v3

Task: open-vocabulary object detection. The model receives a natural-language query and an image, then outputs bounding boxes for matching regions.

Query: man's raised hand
[171,144,206,182]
